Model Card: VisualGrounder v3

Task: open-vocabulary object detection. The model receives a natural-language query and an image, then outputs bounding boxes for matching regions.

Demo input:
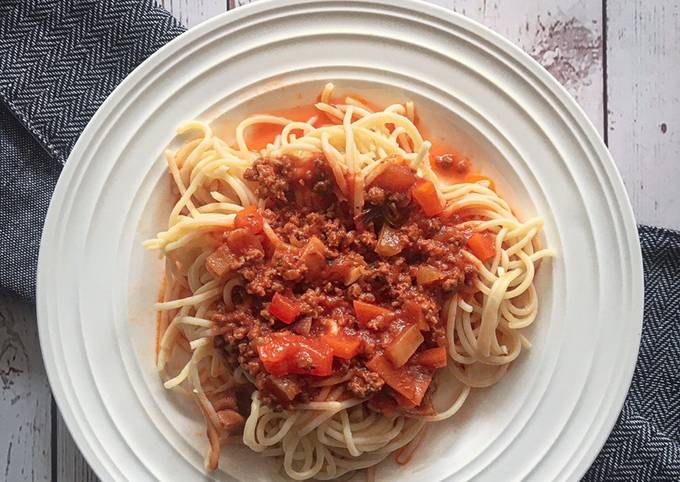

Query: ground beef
[366,186,386,205]
[347,368,384,398]
[243,157,290,205]
[435,153,470,175]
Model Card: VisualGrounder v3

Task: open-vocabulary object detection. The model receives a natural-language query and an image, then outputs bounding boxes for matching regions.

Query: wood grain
[159,0,228,27]
[607,0,680,228]
[0,297,51,482]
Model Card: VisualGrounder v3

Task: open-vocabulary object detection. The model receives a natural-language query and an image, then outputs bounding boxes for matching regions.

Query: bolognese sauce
[206,154,476,414]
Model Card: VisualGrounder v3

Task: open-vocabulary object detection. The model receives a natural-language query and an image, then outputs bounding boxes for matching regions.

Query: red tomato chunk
[257,333,333,377]
[372,161,417,192]
[269,293,301,324]
[414,347,448,368]
[467,232,496,261]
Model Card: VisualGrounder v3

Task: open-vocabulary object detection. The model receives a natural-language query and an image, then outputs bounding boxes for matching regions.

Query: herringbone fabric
[0,0,185,163]
[0,0,185,298]
[0,1,678,480]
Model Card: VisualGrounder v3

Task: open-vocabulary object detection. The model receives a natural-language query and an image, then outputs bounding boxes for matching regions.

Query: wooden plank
[0,297,51,482]
[159,0,228,28]
[606,0,680,229]
[19,1,680,480]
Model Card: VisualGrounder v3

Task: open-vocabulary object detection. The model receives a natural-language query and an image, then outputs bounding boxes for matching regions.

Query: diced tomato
[321,331,361,359]
[353,300,394,327]
[411,179,444,216]
[257,333,333,377]
[269,293,301,324]
[366,354,432,406]
[234,206,264,234]
[402,300,429,332]
[372,161,417,192]
[385,324,424,367]
[205,244,233,278]
[467,232,496,261]
[465,174,496,192]
[226,228,264,255]
[414,347,448,368]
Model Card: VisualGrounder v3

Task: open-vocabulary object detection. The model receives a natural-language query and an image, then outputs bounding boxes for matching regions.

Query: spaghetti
[145,83,554,480]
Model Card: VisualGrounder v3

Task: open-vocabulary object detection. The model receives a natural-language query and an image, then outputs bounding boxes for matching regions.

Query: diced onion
[416,265,444,286]
[376,224,403,257]
[386,325,424,367]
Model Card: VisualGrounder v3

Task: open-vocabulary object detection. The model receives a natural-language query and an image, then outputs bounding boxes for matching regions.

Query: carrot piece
[411,180,444,216]
[414,347,448,368]
[467,232,496,261]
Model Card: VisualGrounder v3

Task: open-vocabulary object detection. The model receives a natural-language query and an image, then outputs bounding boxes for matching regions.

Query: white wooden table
[1,0,678,480]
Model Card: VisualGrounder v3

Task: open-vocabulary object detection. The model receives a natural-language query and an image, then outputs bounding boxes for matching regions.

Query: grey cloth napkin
[585,226,680,481]
[0,1,678,480]
[0,0,185,299]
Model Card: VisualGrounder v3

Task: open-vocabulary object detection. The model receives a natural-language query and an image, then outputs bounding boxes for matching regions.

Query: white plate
[37,1,643,481]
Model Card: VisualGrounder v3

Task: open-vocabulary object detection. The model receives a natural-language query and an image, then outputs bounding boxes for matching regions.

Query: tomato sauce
[245,91,389,151]
[245,105,323,151]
